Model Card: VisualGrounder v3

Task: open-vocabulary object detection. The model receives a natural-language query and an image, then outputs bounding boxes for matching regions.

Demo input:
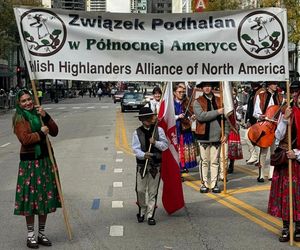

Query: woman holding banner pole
[13,89,61,248]
[268,89,300,244]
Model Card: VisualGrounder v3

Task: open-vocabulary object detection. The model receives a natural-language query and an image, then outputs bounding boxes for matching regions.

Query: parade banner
[14,7,289,81]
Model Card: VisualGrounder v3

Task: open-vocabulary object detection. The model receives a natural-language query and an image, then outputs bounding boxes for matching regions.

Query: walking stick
[31,80,73,240]
[220,82,227,193]
[286,80,294,246]
[142,82,167,178]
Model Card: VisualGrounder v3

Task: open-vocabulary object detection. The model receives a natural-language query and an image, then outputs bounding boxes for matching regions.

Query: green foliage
[0,0,41,60]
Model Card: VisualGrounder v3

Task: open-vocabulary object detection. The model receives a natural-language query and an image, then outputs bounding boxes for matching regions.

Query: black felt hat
[136,107,156,118]
[196,81,219,88]
[290,80,300,91]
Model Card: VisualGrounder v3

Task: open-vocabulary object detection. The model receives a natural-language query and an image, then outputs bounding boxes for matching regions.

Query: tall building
[147,0,172,13]
[131,0,147,13]
[86,0,106,11]
[52,0,85,10]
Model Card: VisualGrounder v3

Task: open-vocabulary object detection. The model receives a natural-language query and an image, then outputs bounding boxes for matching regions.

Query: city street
[0,95,298,250]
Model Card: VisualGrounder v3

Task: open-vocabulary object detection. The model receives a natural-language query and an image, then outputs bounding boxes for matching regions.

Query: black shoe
[268,178,272,181]
[147,218,156,225]
[200,185,209,193]
[136,214,144,223]
[279,229,289,242]
[181,177,185,182]
[257,177,265,183]
[27,236,39,249]
[295,229,300,242]
[212,186,221,193]
[37,234,52,246]
[227,168,233,174]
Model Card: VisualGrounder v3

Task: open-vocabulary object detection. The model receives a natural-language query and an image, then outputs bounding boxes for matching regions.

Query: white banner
[14,7,289,81]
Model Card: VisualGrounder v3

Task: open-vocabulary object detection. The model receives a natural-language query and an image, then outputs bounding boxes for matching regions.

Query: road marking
[72,107,81,109]
[112,201,123,208]
[91,199,100,209]
[87,106,95,109]
[101,106,109,109]
[0,143,10,148]
[116,158,123,162]
[57,107,66,109]
[100,164,106,170]
[226,185,270,195]
[109,225,123,236]
[113,182,123,188]
[44,107,52,110]
[114,168,123,173]
[117,151,123,154]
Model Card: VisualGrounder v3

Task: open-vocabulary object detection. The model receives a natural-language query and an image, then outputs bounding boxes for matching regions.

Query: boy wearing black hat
[132,107,168,225]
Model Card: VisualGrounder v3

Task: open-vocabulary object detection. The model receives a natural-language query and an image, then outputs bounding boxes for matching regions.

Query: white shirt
[253,92,276,119]
[132,126,168,160]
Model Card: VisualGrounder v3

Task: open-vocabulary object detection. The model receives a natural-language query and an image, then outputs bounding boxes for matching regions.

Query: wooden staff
[31,80,73,240]
[219,82,227,193]
[142,82,167,178]
[286,80,294,246]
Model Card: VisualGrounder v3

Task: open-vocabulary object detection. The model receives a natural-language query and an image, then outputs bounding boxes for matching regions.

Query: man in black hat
[252,81,283,182]
[193,81,229,193]
[132,107,168,225]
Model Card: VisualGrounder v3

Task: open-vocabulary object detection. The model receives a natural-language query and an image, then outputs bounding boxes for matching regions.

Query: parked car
[113,91,124,103]
[121,92,147,112]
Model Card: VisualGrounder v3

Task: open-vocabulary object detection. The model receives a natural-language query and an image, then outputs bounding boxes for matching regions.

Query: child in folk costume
[132,107,168,225]
[13,89,60,248]
[268,90,300,242]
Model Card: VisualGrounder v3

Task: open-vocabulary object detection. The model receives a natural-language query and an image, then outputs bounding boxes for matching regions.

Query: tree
[205,0,240,11]
[0,0,42,60]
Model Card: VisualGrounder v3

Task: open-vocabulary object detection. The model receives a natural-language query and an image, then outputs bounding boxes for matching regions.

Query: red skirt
[268,160,300,221]
[227,130,243,160]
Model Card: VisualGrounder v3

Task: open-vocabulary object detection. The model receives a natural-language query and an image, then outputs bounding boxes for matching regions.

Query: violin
[248,102,286,148]
[180,92,195,131]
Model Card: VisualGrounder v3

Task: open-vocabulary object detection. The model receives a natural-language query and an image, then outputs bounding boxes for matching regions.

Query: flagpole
[31,79,73,240]
[220,81,227,194]
[142,82,168,178]
[286,80,294,246]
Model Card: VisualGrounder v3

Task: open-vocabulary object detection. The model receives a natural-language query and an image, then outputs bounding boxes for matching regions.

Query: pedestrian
[268,90,300,242]
[12,89,60,248]
[244,82,262,165]
[37,89,43,105]
[252,81,283,182]
[193,81,229,193]
[173,84,197,178]
[97,88,102,101]
[132,107,168,226]
[146,86,162,113]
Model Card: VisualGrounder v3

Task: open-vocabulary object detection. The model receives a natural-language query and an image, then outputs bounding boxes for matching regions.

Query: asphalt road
[0,95,298,249]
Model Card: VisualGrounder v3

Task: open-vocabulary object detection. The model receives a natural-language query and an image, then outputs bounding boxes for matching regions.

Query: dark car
[121,92,147,112]
[113,91,124,103]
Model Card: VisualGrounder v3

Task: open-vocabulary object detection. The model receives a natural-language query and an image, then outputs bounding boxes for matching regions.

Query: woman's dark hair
[152,86,162,95]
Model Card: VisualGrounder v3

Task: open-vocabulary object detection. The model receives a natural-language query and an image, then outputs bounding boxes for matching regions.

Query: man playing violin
[253,81,283,182]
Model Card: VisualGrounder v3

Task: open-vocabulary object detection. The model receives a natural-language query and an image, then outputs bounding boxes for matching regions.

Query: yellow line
[115,112,120,148]
[119,112,130,149]
[226,185,270,195]
[223,195,281,227]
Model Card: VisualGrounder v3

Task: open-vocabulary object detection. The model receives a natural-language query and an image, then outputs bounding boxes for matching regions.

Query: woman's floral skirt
[14,157,61,216]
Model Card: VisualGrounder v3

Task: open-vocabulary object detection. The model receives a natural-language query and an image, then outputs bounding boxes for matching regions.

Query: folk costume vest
[135,125,162,166]
[257,89,283,114]
[195,94,221,140]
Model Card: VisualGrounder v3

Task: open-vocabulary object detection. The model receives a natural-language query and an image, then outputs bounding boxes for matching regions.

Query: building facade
[52,0,85,10]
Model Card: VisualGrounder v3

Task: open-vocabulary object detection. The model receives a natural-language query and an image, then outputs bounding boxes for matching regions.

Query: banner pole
[220,82,227,194]
[286,80,294,246]
[142,82,167,178]
[31,79,73,240]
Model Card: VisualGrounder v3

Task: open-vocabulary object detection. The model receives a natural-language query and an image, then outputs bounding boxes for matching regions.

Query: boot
[279,221,290,242]
[228,160,234,174]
